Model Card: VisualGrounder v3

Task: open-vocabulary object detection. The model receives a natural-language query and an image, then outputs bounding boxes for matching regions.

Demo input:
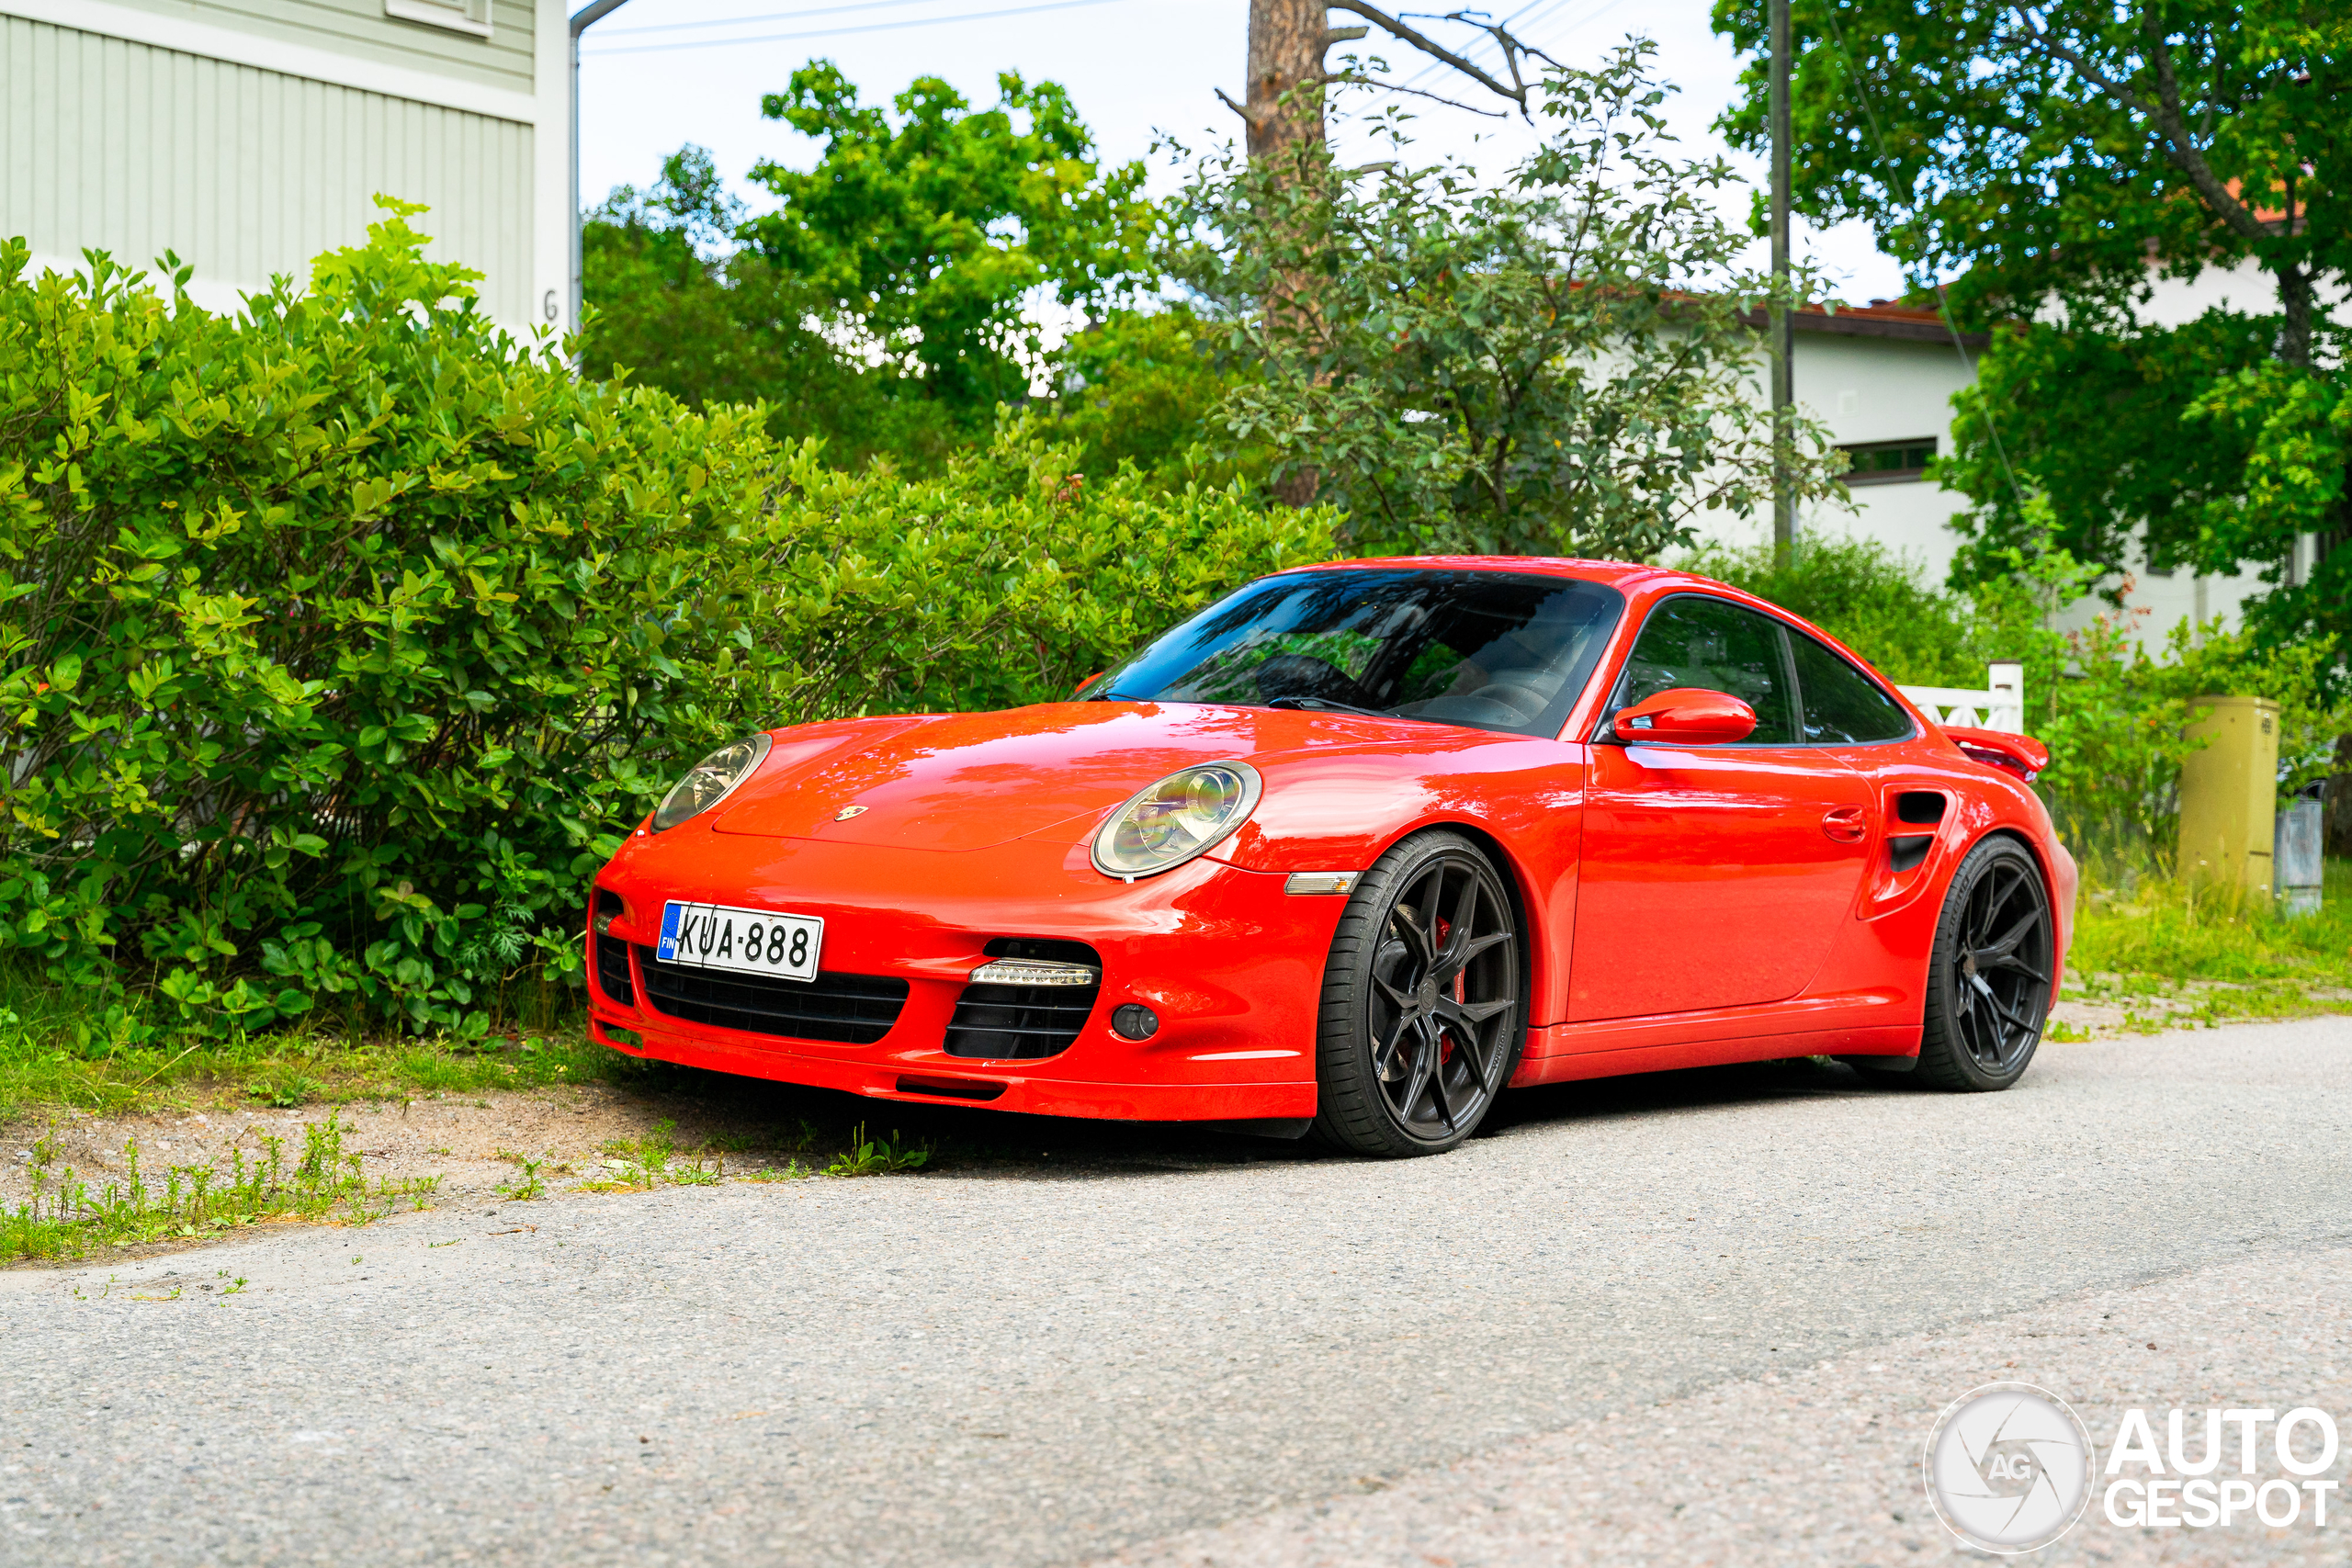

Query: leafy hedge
[0,203,1334,1035]
[1688,536,2347,866]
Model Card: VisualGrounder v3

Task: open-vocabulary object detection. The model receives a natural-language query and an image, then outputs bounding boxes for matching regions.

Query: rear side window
[1789,633,1914,743]
[1607,595,1799,745]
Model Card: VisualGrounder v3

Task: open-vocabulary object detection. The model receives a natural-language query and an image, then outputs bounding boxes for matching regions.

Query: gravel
[3,1015,2349,1566]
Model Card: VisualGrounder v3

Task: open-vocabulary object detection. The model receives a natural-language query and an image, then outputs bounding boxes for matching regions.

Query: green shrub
[0,202,1335,1036]
[1682,536,2346,868]
[1678,536,2035,686]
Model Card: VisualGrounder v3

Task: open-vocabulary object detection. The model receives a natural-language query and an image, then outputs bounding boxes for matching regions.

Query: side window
[1789,633,1914,743]
[1607,595,1798,745]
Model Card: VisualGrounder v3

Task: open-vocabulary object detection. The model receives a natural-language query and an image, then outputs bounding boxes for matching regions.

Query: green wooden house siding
[2,0,559,333]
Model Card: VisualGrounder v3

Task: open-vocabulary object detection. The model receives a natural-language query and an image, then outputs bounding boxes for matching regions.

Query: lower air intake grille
[594,932,635,1008]
[944,981,1100,1060]
[633,948,908,1044]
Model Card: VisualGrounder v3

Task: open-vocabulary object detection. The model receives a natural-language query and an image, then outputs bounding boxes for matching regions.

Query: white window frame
[385,0,492,39]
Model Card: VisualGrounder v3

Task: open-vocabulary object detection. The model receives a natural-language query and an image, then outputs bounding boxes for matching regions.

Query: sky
[575,0,1911,305]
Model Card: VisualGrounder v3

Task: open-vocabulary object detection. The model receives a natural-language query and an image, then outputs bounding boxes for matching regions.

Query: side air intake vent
[944,938,1102,1059]
[593,890,634,1007]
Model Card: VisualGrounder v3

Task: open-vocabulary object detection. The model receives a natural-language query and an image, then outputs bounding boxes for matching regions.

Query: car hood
[706,702,1424,852]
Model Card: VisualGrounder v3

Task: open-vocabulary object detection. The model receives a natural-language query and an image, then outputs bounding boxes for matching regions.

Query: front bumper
[584,829,1334,1122]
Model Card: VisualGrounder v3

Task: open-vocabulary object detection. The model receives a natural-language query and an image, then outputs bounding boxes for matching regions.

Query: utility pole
[1769,0,1795,566]
[570,0,636,353]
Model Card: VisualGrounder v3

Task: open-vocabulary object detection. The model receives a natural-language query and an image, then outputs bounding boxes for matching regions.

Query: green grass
[0,959,620,1122]
[5,1111,441,1263]
[2064,857,2352,1027]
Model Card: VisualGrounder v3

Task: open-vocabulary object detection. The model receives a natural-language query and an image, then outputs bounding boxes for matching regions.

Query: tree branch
[2140,17,2269,244]
[2007,5,2266,245]
[1216,86,1269,129]
[1322,73,1508,118]
[1325,1,1533,112]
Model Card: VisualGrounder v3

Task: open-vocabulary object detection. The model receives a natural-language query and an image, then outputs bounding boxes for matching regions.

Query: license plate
[656,900,823,983]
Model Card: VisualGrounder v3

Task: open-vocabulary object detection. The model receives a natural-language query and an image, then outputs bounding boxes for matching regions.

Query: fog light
[1111,1004,1159,1040]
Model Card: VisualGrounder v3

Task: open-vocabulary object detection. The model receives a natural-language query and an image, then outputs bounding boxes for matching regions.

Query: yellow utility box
[2176,695,2280,893]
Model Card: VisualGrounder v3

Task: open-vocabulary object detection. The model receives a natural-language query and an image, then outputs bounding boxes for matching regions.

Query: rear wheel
[1311,831,1525,1156]
[1912,836,2054,1091]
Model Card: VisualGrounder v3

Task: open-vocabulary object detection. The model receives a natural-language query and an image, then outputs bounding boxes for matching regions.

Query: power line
[582,0,1139,55]
[598,0,974,39]
[1396,0,1570,94]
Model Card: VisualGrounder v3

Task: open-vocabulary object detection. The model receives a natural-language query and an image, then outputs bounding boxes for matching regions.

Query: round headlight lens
[651,734,774,832]
[1091,761,1263,878]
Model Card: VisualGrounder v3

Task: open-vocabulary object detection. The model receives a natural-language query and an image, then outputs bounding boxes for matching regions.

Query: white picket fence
[1895,660,2024,734]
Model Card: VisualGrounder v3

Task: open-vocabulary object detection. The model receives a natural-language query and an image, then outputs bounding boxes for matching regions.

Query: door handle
[1821,805,1869,843]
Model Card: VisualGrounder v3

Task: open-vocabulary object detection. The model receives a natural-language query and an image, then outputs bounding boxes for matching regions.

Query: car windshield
[1091,570,1625,738]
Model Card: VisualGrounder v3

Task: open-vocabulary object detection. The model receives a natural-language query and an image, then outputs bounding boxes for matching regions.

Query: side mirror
[1609,687,1758,745]
[1072,671,1105,698]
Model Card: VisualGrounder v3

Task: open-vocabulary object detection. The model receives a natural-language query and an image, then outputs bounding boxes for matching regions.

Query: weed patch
[4,1112,440,1263]
[824,1123,931,1178]
[2062,860,2352,1029]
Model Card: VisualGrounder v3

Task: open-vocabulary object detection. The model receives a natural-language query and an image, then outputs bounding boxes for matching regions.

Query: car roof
[1274,555,1726,595]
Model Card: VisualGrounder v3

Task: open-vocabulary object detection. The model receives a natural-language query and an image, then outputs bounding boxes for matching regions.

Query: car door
[1566,593,1876,1022]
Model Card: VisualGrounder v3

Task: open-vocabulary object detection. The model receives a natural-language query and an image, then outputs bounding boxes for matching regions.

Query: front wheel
[1311,831,1525,1156]
[1913,835,2055,1091]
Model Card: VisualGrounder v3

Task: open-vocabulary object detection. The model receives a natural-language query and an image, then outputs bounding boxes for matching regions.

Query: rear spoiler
[1940,725,2049,783]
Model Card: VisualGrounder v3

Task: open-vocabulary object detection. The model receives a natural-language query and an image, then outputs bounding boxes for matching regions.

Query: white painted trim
[1,0,539,123]
[529,0,570,337]
[383,0,493,41]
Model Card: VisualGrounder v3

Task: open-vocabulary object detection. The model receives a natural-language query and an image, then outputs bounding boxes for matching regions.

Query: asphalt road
[6,1016,2351,1566]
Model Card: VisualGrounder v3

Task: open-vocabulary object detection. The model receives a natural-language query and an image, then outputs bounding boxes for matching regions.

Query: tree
[1230,2,1563,164]
[1714,1,2352,840]
[581,146,967,470]
[1712,2,2348,607]
[1180,43,1848,561]
[743,64,1158,422]
[1039,307,1273,493]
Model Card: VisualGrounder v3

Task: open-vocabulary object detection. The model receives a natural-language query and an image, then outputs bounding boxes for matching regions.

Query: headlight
[651,734,774,831]
[1091,761,1263,879]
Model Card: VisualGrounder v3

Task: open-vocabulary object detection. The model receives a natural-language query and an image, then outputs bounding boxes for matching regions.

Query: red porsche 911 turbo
[585,557,2075,1156]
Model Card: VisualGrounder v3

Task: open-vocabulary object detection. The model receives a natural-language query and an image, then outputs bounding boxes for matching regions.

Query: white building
[1697,272,2290,647]
[3,0,573,336]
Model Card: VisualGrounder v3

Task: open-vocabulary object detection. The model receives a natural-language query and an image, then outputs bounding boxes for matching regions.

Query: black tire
[1310,830,1526,1156]
[1912,835,2055,1091]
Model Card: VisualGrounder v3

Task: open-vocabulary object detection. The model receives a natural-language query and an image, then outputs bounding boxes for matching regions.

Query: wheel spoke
[1977,906,2043,963]
[1979,952,2048,985]
[1373,1011,1415,1078]
[1373,973,1414,1010]
[1442,872,1482,966]
[1391,900,1435,967]
[1439,930,1512,980]
[1441,995,1515,1026]
[1433,1003,1492,1080]
[1423,1023,1456,1130]
[1396,1022,1438,1122]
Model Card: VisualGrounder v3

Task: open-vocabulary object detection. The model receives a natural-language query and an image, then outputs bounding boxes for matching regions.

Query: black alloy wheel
[1907,835,2055,1091]
[1313,830,1525,1156]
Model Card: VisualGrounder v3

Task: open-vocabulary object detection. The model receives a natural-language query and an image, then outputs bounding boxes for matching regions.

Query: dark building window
[1840,437,1936,485]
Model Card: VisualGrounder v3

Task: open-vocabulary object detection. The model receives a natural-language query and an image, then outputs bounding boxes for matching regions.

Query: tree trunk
[2327,733,2352,860]
[1247,0,1329,163]
[2274,261,2316,371]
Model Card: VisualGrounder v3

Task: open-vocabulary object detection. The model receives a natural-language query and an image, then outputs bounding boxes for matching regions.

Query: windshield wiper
[1264,694,1392,718]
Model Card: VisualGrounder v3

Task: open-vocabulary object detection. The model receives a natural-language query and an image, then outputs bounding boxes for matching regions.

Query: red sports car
[586,557,2074,1156]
